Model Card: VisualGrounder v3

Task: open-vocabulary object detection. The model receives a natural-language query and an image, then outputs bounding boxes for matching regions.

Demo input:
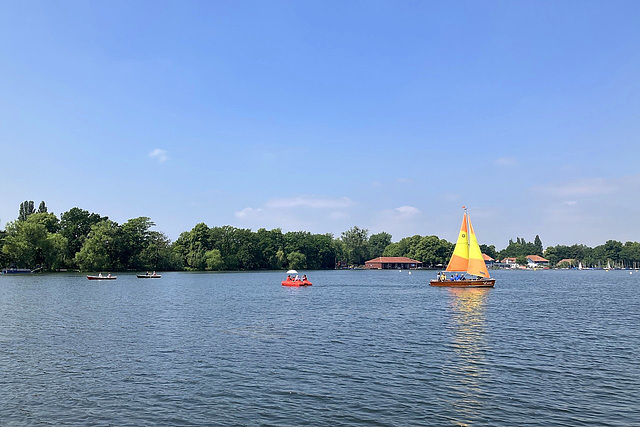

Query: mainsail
[446,213,469,272]
[445,209,490,278]
[467,218,490,278]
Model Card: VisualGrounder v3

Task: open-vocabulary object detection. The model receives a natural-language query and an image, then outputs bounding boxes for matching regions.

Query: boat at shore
[2,268,34,274]
[430,207,495,288]
[87,274,117,280]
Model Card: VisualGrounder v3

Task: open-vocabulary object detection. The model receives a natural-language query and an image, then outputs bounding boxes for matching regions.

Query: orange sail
[446,213,469,272]
[467,217,490,278]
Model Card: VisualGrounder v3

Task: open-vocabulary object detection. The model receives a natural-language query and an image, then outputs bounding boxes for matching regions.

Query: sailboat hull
[429,278,495,288]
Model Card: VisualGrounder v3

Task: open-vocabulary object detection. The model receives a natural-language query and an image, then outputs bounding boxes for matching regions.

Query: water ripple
[1,270,639,425]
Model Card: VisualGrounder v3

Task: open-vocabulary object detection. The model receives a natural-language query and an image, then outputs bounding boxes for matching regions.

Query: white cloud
[149,148,169,163]
[234,207,263,219]
[233,195,356,232]
[394,206,421,217]
[396,177,413,184]
[265,196,354,209]
[524,174,640,246]
[495,157,517,166]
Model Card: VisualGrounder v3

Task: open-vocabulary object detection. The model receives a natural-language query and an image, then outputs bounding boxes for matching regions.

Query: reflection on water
[445,288,491,425]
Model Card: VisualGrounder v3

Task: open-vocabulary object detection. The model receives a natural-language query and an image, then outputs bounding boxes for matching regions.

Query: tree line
[2,201,640,271]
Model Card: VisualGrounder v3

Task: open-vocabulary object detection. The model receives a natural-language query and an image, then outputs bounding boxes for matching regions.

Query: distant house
[364,257,422,269]
[502,257,518,268]
[482,253,494,267]
[526,255,549,268]
[556,258,575,268]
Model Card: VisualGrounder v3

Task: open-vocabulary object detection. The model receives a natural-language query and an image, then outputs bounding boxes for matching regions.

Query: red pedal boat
[281,279,312,287]
[281,270,312,286]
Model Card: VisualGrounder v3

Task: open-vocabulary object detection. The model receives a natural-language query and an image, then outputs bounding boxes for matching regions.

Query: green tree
[516,255,528,266]
[411,235,453,267]
[2,219,66,270]
[75,220,121,271]
[341,226,369,265]
[499,236,541,259]
[256,228,285,269]
[26,212,60,234]
[276,249,287,269]
[368,232,392,258]
[534,235,543,255]
[383,241,403,257]
[37,201,48,214]
[59,207,106,267]
[621,242,640,268]
[0,229,8,267]
[120,217,155,269]
[139,231,179,270]
[205,249,224,270]
[172,223,211,270]
[602,240,622,263]
[287,251,306,269]
[18,201,35,221]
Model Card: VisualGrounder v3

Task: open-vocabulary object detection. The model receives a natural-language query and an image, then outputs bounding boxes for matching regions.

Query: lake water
[1,269,639,425]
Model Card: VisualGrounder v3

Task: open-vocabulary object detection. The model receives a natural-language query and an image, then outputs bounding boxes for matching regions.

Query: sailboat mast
[464,206,470,249]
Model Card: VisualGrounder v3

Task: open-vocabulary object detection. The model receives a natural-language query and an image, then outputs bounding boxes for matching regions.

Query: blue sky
[1,1,639,248]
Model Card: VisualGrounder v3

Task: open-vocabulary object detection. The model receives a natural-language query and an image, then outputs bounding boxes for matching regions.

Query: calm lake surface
[1,270,639,426]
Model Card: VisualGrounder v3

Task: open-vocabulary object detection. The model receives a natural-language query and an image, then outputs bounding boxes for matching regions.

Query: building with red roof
[365,257,422,269]
[502,257,518,268]
[482,253,495,267]
[556,258,576,267]
[526,255,549,267]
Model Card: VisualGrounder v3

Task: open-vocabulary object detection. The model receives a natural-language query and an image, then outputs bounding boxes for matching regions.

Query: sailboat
[430,207,496,288]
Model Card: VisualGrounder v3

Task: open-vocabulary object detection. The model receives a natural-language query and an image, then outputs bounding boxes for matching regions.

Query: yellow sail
[446,213,469,272]
[467,217,490,278]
